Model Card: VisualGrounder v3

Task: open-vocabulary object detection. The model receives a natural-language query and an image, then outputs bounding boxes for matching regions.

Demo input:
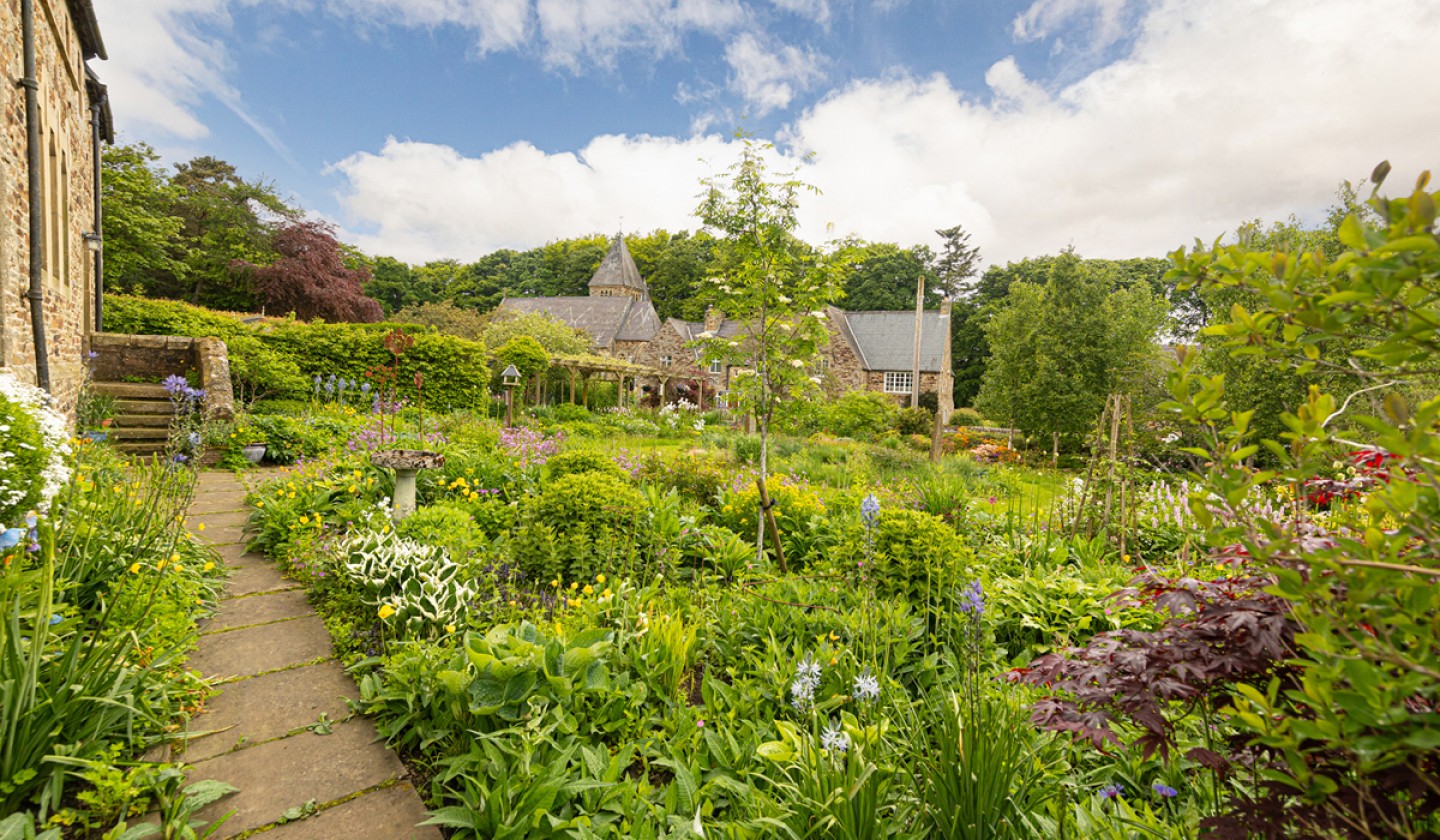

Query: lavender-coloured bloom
[172,453,188,464]
[48,613,63,625]
[860,494,880,527]
[188,432,202,449]
[0,529,21,550]
[161,374,189,394]
[1152,782,1178,798]
[956,580,985,616]
[85,350,99,360]
[1100,783,1124,800]
[361,382,371,394]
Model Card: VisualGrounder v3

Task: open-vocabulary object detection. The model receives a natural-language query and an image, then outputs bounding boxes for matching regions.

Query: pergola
[548,353,709,411]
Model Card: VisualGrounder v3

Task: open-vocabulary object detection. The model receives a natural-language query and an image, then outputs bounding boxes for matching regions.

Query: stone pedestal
[370,450,444,522]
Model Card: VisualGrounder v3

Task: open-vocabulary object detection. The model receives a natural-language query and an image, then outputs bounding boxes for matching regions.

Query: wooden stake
[756,477,787,574]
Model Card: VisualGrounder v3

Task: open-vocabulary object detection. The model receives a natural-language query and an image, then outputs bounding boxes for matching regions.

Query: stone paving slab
[188,614,333,681]
[202,589,311,633]
[189,497,250,515]
[261,784,441,840]
[212,542,263,564]
[178,662,360,762]
[187,510,250,530]
[188,718,404,838]
[222,564,299,599]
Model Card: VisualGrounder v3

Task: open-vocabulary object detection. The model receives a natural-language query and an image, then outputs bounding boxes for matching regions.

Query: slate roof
[677,319,745,341]
[498,296,660,348]
[839,311,947,373]
[588,234,648,296]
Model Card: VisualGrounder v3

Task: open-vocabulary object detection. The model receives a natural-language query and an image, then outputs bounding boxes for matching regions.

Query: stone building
[0,0,111,413]
[498,233,952,410]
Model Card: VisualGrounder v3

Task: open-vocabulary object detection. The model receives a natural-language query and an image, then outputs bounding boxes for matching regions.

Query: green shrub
[832,508,970,603]
[511,472,647,582]
[249,398,309,416]
[635,451,730,505]
[103,294,246,339]
[543,450,628,483]
[949,408,984,427]
[895,406,934,437]
[250,415,342,464]
[224,333,307,406]
[551,403,591,423]
[397,503,490,563]
[821,391,898,438]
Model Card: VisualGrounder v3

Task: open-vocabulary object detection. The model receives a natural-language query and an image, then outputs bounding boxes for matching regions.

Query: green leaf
[1337,214,1368,250]
[756,741,795,762]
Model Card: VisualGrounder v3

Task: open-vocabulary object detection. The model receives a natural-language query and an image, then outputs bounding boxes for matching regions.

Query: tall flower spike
[860,494,880,528]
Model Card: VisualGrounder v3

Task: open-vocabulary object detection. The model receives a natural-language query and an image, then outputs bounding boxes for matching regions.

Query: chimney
[704,306,724,333]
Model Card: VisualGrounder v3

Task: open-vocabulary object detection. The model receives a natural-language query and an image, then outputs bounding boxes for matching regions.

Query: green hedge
[103,296,490,408]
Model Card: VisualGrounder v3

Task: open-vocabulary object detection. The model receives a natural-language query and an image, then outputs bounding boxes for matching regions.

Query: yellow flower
[256,501,264,508]
[596,574,606,584]
[583,585,594,595]
[552,578,561,588]
[378,604,396,619]
[156,559,168,570]
[299,515,310,525]
[196,523,206,532]
[602,588,612,598]
[203,561,216,572]
[509,600,518,607]
[171,553,182,565]
[445,624,457,634]
[570,582,578,591]
[828,632,838,642]
[128,562,141,574]
[287,492,296,499]
[349,485,358,494]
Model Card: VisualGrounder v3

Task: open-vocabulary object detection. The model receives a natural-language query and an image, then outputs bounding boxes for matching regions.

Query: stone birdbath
[371,449,445,522]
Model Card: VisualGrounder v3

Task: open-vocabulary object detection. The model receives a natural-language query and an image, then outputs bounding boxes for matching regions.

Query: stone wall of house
[823,309,866,394]
[0,0,97,418]
[862,371,941,405]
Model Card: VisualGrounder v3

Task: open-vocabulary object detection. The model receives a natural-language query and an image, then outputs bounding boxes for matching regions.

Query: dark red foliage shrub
[239,220,383,323]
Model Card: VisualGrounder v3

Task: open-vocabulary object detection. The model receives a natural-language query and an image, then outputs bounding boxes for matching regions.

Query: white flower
[821,721,850,753]
[789,359,805,368]
[777,295,791,304]
[853,670,880,703]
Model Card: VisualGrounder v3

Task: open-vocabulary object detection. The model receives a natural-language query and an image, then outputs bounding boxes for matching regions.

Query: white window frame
[883,372,913,394]
[661,354,673,366]
[709,360,723,374]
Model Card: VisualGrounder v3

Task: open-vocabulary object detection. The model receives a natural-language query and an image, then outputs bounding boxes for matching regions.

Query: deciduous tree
[238,220,382,322]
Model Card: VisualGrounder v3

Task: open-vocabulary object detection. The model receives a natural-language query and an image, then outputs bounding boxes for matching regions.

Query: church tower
[587,234,649,300]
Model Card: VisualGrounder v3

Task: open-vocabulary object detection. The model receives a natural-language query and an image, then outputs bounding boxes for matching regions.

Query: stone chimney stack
[704,306,724,333]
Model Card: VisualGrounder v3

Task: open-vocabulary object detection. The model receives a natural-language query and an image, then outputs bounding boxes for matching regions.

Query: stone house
[498,234,952,412]
[0,0,111,413]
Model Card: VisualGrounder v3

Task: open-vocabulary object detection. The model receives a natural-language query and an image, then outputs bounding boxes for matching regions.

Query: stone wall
[862,371,941,405]
[89,333,236,420]
[0,0,98,418]
[823,306,866,394]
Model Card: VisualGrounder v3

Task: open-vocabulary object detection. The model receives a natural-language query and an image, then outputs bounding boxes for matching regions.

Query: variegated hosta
[340,529,476,639]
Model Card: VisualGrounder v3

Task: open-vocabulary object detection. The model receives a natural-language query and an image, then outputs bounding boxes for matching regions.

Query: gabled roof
[499,296,660,348]
[587,234,648,296]
[839,311,948,373]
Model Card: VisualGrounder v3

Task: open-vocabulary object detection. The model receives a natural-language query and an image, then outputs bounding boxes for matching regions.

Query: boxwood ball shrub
[543,450,629,483]
[396,503,490,564]
[511,472,647,582]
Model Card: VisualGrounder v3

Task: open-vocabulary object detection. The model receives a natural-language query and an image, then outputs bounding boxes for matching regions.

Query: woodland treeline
[103,141,1367,417]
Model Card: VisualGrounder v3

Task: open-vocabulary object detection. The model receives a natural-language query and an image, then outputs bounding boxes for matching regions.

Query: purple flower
[1100,783,1124,800]
[1152,782,1178,798]
[172,453,189,464]
[161,374,189,395]
[956,580,985,617]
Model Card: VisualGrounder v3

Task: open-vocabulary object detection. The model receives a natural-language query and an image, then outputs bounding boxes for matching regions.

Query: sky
[91,0,1440,269]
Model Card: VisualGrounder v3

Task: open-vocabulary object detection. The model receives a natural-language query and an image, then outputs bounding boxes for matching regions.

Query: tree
[171,156,293,311]
[833,240,940,311]
[392,301,488,340]
[479,310,590,356]
[238,220,382,322]
[975,252,1167,446]
[932,224,981,299]
[100,143,188,297]
[364,256,420,315]
[694,137,846,566]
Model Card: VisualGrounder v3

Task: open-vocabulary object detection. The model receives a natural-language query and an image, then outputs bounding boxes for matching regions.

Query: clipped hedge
[103,295,490,409]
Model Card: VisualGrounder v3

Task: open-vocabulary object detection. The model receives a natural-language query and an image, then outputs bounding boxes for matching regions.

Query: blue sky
[92,0,1440,266]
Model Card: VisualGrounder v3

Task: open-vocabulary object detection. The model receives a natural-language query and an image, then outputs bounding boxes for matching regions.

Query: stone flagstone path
[161,469,441,839]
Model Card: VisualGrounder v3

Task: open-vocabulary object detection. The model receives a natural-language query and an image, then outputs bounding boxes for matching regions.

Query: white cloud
[315,0,744,68]
[93,0,296,163]
[1012,0,1139,48]
[331,0,1440,272]
[724,31,825,114]
[769,0,830,25]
